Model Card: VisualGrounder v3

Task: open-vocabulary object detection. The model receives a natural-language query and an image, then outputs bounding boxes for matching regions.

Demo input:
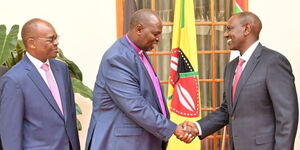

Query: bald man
[181,12,298,150]
[0,18,80,150]
[85,9,193,150]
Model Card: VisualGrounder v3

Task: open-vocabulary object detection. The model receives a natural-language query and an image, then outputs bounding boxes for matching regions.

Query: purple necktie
[41,63,64,114]
[232,59,245,103]
[140,53,167,117]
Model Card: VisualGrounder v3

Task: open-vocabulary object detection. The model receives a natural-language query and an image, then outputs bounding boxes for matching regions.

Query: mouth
[227,39,232,44]
[53,48,59,53]
[152,42,158,48]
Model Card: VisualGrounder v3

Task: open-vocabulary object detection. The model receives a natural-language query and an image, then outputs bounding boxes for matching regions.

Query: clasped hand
[174,121,199,143]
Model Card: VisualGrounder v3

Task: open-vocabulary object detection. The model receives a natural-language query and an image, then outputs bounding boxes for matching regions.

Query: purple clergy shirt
[125,34,167,117]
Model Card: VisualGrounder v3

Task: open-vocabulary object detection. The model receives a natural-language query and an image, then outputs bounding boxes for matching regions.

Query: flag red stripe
[236,0,246,11]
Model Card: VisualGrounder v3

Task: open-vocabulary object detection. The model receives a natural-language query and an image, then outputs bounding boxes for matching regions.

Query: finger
[182,121,189,127]
[181,133,192,142]
[185,135,195,143]
[185,133,189,138]
[177,132,187,140]
[183,125,186,131]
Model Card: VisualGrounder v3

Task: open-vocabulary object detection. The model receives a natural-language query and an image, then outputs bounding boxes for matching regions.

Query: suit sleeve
[197,93,229,139]
[197,64,230,139]
[0,76,24,150]
[266,54,298,150]
[101,55,177,141]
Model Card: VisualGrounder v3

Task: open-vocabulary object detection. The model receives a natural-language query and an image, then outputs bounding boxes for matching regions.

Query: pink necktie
[41,63,64,114]
[141,53,167,117]
[232,59,245,103]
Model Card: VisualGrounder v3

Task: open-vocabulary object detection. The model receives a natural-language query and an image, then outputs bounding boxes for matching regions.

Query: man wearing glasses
[0,18,80,150]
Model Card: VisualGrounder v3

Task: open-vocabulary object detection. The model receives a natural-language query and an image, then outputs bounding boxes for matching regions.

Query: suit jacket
[0,56,80,150]
[85,36,177,150]
[0,66,8,77]
[0,66,7,150]
[198,43,298,150]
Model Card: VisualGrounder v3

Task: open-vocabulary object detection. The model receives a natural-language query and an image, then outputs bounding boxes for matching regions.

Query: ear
[135,24,143,35]
[244,23,251,36]
[27,38,36,49]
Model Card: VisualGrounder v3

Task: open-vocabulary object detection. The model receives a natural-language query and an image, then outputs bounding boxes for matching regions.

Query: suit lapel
[24,56,65,120]
[50,60,68,121]
[232,44,262,112]
[122,37,168,117]
[145,53,170,118]
[227,58,239,109]
[141,53,168,117]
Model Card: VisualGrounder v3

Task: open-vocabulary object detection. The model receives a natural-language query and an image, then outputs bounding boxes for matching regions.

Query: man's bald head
[127,9,162,52]
[21,18,54,46]
[129,9,161,29]
[21,18,58,62]
[235,12,262,39]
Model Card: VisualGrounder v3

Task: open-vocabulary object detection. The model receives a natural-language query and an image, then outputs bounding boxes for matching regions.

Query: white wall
[250,0,300,148]
[1,0,116,149]
[1,0,116,88]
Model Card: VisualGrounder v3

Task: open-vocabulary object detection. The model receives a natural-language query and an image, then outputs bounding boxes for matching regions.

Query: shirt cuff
[194,122,202,136]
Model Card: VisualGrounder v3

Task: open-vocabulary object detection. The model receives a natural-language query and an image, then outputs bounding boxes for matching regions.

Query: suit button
[232,116,235,120]
[65,141,70,145]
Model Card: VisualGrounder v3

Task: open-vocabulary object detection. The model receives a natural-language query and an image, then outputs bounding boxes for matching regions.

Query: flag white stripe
[170,63,178,71]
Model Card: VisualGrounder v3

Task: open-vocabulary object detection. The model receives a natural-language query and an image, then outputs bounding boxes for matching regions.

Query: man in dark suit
[0,18,80,150]
[181,12,298,150]
[85,9,192,150]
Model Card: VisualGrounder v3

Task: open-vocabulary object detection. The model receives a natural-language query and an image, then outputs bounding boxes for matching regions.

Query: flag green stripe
[180,0,185,28]
[179,72,198,77]
[167,95,172,101]
[234,3,243,14]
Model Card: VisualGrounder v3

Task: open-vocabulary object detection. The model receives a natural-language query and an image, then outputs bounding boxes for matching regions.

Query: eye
[153,32,161,37]
[225,26,233,32]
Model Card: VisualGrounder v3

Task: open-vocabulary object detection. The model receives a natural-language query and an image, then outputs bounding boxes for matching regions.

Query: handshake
[174,121,199,143]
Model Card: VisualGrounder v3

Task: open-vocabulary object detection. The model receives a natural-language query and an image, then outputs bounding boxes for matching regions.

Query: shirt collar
[125,34,143,55]
[240,40,259,62]
[26,52,50,68]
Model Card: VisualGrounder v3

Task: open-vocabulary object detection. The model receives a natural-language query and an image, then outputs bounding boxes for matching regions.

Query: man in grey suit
[0,18,80,150]
[181,12,298,150]
[85,9,192,150]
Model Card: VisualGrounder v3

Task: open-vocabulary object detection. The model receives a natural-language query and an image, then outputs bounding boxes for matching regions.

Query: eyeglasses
[31,35,59,43]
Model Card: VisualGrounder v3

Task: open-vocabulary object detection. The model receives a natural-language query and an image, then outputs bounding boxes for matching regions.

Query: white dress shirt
[26,53,58,87]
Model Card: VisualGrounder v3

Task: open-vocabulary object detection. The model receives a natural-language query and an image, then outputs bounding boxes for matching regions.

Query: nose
[223,31,228,38]
[155,36,160,42]
[53,40,59,46]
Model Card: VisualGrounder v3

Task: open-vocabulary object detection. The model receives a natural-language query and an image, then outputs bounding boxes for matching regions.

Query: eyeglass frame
[29,35,60,43]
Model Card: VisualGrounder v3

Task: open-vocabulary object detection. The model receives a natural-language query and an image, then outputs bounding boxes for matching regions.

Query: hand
[182,121,199,136]
[174,122,198,143]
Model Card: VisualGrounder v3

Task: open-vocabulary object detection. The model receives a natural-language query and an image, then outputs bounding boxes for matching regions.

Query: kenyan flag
[235,0,247,14]
[167,0,201,149]
[169,48,199,117]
